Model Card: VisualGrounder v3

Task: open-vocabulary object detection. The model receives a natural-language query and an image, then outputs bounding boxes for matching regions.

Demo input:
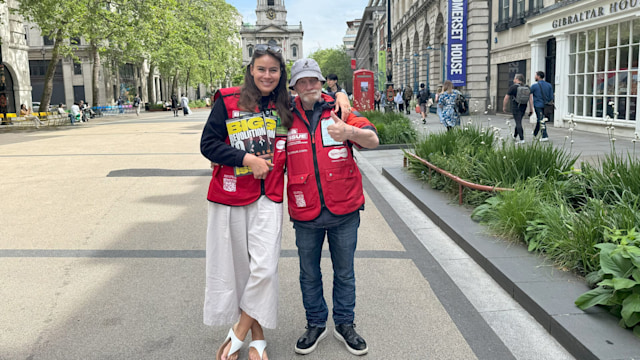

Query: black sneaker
[334,323,368,355]
[294,325,327,355]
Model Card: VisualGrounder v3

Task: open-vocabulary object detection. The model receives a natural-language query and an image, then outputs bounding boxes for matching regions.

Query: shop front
[528,0,640,135]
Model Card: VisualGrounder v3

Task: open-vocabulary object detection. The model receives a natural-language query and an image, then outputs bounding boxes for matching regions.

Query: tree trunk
[91,41,100,106]
[171,68,179,97]
[39,29,63,110]
[147,62,155,104]
[185,68,191,98]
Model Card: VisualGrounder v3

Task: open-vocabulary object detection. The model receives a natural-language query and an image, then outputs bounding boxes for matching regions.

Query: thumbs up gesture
[326,111,352,142]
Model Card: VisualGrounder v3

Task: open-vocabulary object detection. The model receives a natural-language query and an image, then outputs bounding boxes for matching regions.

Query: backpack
[514,84,530,105]
[455,92,468,114]
[419,89,430,104]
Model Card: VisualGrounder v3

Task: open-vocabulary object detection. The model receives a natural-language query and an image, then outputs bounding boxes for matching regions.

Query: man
[417,83,431,124]
[530,71,554,142]
[402,84,413,114]
[325,73,347,94]
[287,58,379,356]
[133,94,141,116]
[503,73,533,144]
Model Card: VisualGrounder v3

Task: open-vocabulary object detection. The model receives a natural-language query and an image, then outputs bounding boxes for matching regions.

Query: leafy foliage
[360,111,417,145]
[575,228,640,337]
[310,46,352,92]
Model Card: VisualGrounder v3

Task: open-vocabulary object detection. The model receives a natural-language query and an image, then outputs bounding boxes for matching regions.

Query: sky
[228,0,370,57]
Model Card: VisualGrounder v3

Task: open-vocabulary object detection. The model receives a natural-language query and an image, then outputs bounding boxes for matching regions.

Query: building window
[70,37,80,45]
[568,19,639,121]
[74,62,82,75]
[248,45,253,57]
[514,0,525,17]
[43,35,54,46]
[532,0,543,10]
[268,0,274,5]
[501,0,510,21]
[292,45,298,58]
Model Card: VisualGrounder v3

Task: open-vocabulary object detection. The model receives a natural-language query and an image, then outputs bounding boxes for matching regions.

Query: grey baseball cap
[289,58,326,89]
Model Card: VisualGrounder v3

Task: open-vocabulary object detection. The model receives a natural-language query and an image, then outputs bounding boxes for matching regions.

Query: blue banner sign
[447,0,467,86]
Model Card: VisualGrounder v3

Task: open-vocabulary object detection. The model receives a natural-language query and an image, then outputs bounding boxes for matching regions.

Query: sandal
[216,328,244,360]
[248,340,267,360]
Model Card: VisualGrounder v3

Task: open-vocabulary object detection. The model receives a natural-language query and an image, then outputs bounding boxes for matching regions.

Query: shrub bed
[360,111,417,145]
[406,125,640,336]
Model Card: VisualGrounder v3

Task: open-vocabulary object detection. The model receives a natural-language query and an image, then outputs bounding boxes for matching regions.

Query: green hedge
[360,111,417,145]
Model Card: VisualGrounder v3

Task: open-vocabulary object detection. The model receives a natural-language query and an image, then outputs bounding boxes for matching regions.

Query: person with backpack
[503,73,533,144]
[437,80,461,131]
[402,84,413,114]
[417,83,431,124]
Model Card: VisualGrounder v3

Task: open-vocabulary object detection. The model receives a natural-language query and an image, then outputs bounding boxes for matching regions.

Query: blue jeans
[294,212,360,327]
[534,107,549,138]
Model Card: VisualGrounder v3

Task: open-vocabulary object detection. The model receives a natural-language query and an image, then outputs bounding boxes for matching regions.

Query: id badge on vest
[320,118,343,147]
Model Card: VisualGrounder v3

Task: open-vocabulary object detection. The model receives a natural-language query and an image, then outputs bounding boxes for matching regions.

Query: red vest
[286,94,365,221]
[206,87,286,206]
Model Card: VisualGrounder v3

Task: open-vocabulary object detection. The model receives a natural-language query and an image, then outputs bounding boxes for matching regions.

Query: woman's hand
[242,153,273,180]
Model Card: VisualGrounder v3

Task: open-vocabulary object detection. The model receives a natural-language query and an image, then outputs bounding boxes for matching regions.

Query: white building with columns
[492,0,640,136]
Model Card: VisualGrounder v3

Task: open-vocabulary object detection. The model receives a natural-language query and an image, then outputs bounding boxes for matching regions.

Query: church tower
[240,0,304,66]
[256,0,287,27]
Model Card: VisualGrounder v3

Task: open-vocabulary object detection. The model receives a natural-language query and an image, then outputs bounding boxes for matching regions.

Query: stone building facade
[240,0,303,66]
[355,0,491,112]
[0,1,33,114]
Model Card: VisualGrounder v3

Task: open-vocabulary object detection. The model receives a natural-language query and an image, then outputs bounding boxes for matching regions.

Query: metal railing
[404,152,513,205]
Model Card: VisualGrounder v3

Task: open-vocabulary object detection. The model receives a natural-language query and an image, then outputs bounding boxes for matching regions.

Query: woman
[20,104,44,128]
[437,80,461,131]
[200,45,349,360]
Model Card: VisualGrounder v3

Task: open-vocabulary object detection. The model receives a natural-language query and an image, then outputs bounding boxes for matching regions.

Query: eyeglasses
[255,44,282,54]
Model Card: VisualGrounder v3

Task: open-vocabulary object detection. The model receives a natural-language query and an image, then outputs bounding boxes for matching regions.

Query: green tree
[310,46,352,92]
[16,0,84,110]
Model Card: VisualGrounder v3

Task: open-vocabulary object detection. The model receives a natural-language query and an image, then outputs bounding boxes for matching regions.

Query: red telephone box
[352,69,375,112]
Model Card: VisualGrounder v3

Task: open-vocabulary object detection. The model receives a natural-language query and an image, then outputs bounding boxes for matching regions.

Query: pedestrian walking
[395,89,404,113]
[403,84,413,114]
[287,57,379,356]
[133,94,141,116]
[530,71,554,142]
[417,83,431,124]
[180,94,190,116]
[503,73,533,144]
[171,94,179,117]
[438,80,462,131]
[374,89,381,111]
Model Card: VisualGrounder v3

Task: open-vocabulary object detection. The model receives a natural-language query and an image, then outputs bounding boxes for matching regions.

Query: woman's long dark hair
[237,49,293,128]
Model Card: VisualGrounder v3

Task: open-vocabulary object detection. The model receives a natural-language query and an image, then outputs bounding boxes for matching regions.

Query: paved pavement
[0,107,632,359]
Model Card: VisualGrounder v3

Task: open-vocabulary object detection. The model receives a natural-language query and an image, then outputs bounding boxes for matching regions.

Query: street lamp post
[384,0,395,113]
[404,58,409,91]
[413,53,419,92]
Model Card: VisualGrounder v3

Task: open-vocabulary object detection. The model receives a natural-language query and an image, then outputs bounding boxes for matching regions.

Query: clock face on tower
[266,8,276,20]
